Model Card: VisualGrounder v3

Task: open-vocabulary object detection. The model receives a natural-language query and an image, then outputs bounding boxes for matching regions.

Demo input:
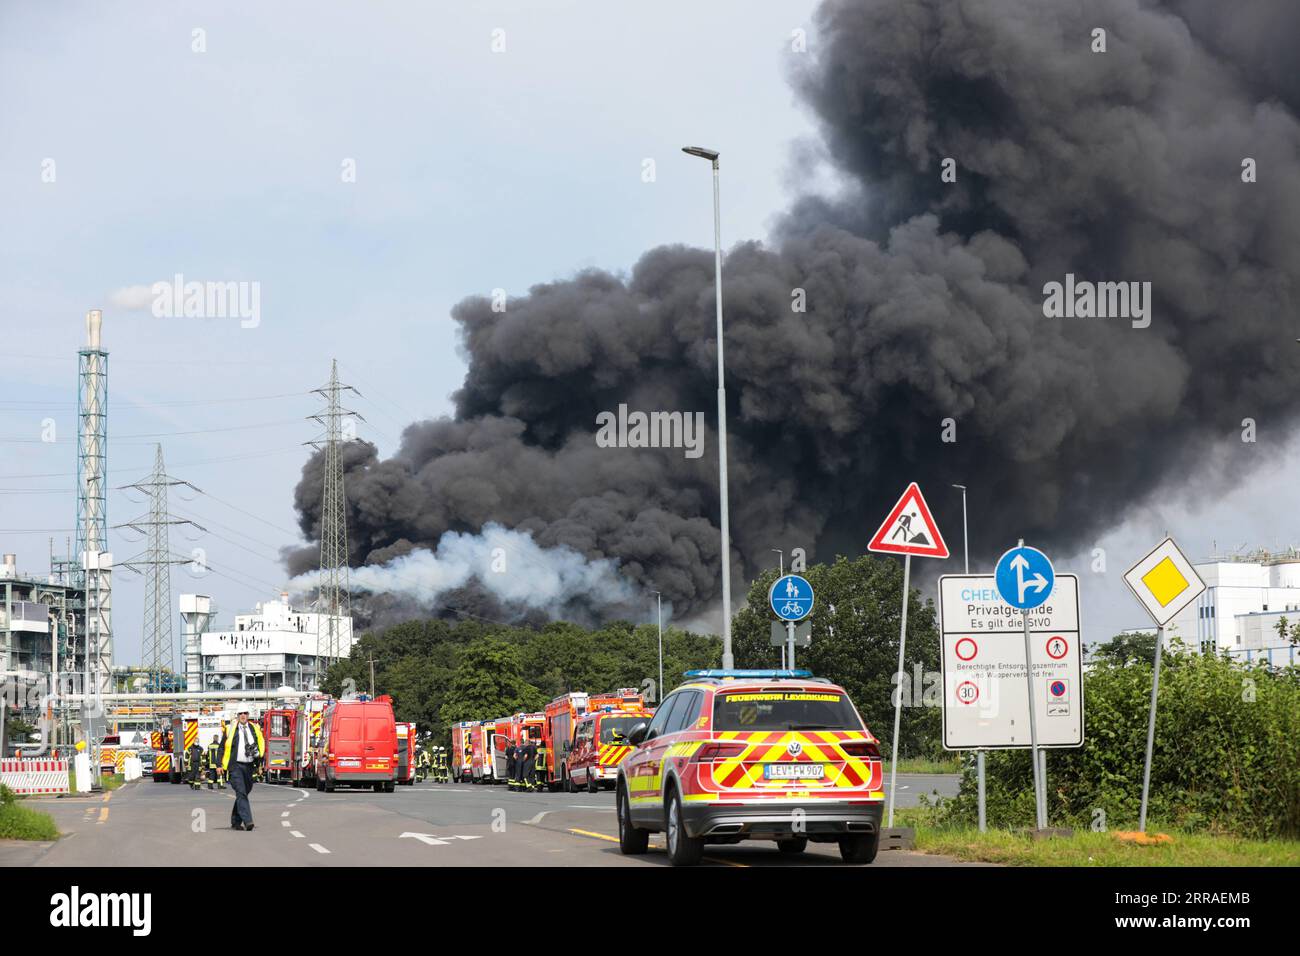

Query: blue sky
[1,0,1295,666]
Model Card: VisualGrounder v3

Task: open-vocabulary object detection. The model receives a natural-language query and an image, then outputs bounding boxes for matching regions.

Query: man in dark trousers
[520,737,536,793]
[206,737,222,789]
[187,741,204,790]
[221,709,265,831]
[504,738,517,792]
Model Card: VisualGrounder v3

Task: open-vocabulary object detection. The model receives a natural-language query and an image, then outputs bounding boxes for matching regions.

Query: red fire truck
[450,721,475,782]
[262,708,308,786]
[470,719,498,784]
[395,722,417,785]
[492,712,544,781]
[566,686,650,790]
[540,688,649,791]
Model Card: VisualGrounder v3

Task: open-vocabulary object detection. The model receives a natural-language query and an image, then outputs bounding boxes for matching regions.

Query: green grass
[0,786,60,841]
[894,807,1300,866]
[99,773,126,791]
[884,757,962,775]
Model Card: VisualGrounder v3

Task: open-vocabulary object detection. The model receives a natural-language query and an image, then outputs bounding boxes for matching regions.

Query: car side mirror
[627,722,649,746]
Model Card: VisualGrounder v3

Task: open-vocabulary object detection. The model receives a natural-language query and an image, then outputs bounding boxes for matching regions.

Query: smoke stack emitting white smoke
[290,523,643,620]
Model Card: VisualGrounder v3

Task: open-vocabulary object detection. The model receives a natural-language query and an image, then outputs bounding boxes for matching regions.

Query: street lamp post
[683,145,733,669]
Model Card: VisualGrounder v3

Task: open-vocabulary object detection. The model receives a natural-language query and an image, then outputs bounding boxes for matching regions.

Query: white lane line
[309,843,330,854]
[523,811,551,825]
[281,811,291,817]
[290,830,305,838]
[282,820,292,827]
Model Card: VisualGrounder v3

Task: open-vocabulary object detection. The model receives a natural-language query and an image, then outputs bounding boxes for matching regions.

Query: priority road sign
[1123,537,1205,626]
[938,574,1084,750]
[769,574,814,621]
[867,482,949,558]
[994,545,1055,611]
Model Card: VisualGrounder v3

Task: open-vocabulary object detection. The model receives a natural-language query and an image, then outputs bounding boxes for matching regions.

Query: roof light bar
[683,669,813,679]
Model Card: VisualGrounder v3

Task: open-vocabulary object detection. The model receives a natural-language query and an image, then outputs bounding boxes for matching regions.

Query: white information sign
[939,574,1084,750]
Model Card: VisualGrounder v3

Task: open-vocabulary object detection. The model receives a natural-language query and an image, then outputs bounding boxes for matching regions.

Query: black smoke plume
[289,0,1300,624]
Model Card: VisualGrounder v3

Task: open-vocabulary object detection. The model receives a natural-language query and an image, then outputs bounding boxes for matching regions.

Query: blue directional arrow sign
[769,574,815,622]
[994,545,1055,611]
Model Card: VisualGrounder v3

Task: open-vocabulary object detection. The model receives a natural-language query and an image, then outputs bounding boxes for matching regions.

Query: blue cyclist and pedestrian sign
[769,574,814,621]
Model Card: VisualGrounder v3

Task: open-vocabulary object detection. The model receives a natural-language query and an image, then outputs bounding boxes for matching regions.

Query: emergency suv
[616,670,885,866]
[567,706,652,793]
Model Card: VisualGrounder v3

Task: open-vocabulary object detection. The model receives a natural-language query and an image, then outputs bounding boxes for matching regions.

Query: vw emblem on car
[787,740,803,757]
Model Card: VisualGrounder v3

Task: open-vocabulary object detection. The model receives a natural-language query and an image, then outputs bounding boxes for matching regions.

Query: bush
[937,645,1300,839]
[0,783,59,840]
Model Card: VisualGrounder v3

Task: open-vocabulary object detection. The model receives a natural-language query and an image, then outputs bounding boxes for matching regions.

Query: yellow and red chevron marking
[183,720,198,749]
[709,731,879,791]
[155,753,171,772]
[114,751,127,772]
[311,712,322,739]
[150,731,162,748]
[597,744,632,766]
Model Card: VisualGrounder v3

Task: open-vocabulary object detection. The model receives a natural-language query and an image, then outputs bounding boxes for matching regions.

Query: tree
[1087,630,1158,667]
[438,638,546,727]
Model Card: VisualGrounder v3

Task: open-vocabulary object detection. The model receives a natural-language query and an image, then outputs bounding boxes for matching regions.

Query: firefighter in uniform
[520,738,536,793]
[534,739,548,792]
[505,738,518,791]
[187,740,204,790]
[206,737,222,789]
[435,746,450,783]
[416,746,431,782]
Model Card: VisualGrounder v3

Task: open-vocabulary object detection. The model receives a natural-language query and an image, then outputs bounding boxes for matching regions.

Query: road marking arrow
[399,832,449,846]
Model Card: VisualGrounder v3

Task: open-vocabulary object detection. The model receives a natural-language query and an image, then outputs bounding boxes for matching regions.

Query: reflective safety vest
[221,721,265,770]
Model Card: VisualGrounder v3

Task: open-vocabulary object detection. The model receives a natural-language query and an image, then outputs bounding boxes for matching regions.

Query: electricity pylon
[308,360,363,666]
[115,445,203,692]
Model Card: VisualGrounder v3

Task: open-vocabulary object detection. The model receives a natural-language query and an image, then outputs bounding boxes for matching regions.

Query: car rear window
[712,689,863,733]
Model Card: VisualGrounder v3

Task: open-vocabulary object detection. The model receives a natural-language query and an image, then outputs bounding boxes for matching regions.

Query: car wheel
[562,769,572,793]
[385,781,395,793]
[778,837,809,854]
[616,784,649,855]
[664,787,704,867]
[587,771,598,794]
[839,831,879,865]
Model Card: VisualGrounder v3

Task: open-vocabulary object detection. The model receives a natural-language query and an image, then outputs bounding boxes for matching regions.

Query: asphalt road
[0,772,975,868]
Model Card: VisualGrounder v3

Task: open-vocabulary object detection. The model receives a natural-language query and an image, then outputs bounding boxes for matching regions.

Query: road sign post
[868,482,949,829]
[994,541,1056,831]
[1123,537,1206,832]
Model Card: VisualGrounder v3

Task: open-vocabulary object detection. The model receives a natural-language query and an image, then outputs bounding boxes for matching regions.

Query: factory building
[1163,549,1300,659]
[0,553,90,716]
[185,592,353,692]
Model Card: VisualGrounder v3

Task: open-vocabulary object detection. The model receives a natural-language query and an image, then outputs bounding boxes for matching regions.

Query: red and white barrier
[0,758,71,795]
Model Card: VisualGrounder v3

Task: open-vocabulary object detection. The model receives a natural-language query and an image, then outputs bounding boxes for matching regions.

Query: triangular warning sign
[867,482,949,559]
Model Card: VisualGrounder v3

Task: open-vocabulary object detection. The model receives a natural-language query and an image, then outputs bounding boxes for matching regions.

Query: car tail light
[691,742,747,762]
[840,741,881,759]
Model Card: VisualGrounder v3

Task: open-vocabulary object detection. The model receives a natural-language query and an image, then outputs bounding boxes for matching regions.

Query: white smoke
[290,522,642,619]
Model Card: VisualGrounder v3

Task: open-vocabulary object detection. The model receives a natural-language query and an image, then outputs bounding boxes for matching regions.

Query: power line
[0,445,303,481]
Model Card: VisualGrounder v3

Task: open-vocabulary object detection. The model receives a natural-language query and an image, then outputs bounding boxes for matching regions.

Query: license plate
[339,758,361,767]
[764,763,824,780]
